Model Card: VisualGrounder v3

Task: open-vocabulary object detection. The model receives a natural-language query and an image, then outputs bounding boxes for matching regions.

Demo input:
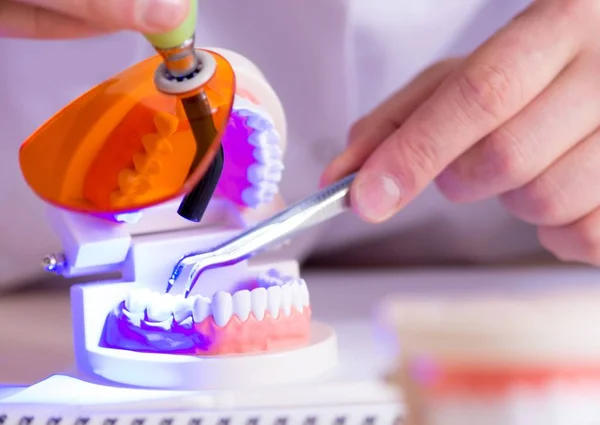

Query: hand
[322,0,600,266]
[0,0,188,38]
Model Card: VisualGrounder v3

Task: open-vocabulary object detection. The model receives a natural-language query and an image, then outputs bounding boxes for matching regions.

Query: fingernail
[142,0,187,30]
[354,172,402,222]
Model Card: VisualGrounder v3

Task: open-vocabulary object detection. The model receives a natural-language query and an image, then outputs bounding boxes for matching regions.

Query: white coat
[0,0,544,290]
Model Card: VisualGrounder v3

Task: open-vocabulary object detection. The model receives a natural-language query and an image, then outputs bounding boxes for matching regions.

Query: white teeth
[299,279,310,306]
[270,162,284,172]
[253,146,282,164]
[253,144,282,161]
[248,128,278,148]
[179,317,193,329]
[212,291,233,327]
[122,273,310,329]
[267,144,283,159]
[262,182,279,194]
[291,281,303,313]
[125,288,152,313]
[241,184,279,207]
[241,188,263,208]
[122,309,143,327]
[252,147,269,164]
[232,290,252,322]
[246,115,272,132]
[233,103,284,210]
[247,164,268,185]
[143,317,173,332]
[192,296,211,323]
[251,287,267,321]
[267,170,283,182]
[146,293,175,322]
[280,284,293,316]
[172,295,194,323]
[267,285,282,319]
[246,164,282,186]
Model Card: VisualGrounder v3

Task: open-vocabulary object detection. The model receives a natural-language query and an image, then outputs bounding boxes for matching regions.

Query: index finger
[16,0,188,33]
[352,0,581,222]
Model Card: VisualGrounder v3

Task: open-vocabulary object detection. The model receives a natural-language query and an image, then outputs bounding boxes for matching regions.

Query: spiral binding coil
[0,407,404,425]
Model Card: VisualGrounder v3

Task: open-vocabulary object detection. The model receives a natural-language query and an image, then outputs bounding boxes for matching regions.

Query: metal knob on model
[41,253,66,273]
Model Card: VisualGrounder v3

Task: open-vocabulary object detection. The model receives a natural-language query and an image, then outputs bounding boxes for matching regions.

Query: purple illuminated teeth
[215,97,285,209]
[234,100,284,208]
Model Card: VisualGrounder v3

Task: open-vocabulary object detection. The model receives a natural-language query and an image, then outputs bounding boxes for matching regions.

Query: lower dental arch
[102,269,312,355]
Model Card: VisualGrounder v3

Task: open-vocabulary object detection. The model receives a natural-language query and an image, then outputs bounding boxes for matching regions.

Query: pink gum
[194,307,311,355]
[236,88,260,105]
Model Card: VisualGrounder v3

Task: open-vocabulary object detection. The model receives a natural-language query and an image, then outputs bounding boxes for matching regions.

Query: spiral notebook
[0,374,403,425]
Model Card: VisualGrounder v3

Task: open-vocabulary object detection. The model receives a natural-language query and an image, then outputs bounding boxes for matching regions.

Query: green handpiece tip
[145,0,197,48]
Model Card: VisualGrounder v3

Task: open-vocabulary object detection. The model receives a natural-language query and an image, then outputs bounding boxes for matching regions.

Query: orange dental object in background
[19,50,235,216]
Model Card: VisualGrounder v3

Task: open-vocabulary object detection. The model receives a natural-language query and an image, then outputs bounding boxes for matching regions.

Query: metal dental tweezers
[165,173,356,297]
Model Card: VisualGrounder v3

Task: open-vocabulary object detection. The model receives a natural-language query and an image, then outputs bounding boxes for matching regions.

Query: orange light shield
[19,49,235,215]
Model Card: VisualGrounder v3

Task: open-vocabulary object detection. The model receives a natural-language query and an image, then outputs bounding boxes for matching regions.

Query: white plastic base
[0,268,402,423]
[85,321,336,390]
[72,272,337,389]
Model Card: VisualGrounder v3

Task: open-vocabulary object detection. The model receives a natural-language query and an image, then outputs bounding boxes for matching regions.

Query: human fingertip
[318,173,332,189]
[320,154,349,188]
[351,171,402,223]
[140,0,188,31]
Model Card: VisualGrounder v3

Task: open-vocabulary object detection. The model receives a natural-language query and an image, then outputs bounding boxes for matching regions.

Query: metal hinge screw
[41,253,66,273]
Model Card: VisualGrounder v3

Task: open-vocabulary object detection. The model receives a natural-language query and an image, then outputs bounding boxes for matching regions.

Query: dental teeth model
[103,270,311,355]
[19,47,336,388]
[100,87,299,356]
